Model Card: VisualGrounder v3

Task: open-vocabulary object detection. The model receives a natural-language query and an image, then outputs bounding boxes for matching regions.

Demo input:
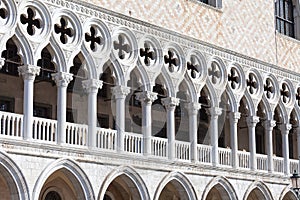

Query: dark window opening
[44,191,62,200]
[1,39,22,76]
[36,47,56,83]
[0,97,14,112]
[97,114,109,128]
[275,0,295,38]
[68,55,86,94]
[33,103,52,119]
[66,108,76,123]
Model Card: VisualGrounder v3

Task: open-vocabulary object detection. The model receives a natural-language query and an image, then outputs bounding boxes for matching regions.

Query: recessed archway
[158,179,189,200]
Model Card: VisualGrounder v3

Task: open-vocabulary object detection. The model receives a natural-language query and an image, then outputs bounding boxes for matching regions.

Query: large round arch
[98,166,150,200]
[0,151,30,200]
[153,171,197,200]
[202,176,238,200]
[243,181,273,200]
[32,158,94,200]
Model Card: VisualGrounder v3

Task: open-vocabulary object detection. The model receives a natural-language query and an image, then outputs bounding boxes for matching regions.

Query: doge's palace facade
[0,0,300,199]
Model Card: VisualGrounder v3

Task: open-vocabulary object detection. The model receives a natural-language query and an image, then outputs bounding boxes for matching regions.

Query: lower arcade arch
[243,181,273,200]
[153,172,197,200]
[202,176,238,200]
[0,151,29,200]
[33,158,94,200]
[98,166,150,200]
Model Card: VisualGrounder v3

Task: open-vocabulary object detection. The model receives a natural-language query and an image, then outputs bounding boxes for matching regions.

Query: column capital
[264,119,277,130]
[229,112,241,123]
[246,116,260,127]
[18,65,40,80]
[82,79,103,93]
[52,72,73,87]
[209,107,222,117]
[186,102,201,115]
[162,97,179,111]
[111,85,130,99]
[135,91,158,105]
[281,123,292,133]
[0,58,4,69]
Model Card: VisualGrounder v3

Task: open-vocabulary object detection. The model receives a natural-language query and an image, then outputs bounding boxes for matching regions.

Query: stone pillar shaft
[52,72,73,145]
[162,97,179,161]
[210,107,222,166]
[83,79,103,148]
[265,120,276,173]
[247,116,259,170]
[229,112,241,168]
[281,123,292,175]
[18,65,40,140]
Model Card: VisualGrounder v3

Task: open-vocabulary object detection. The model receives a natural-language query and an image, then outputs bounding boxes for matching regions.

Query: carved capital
[264,120,277,131]
[281,123,292,133]
[246,116,260,127]
[161,97,179,111]
[186,102,201,115]
[229,112,241,123]
[0,58,5,69]
[135,91,158,105]
[209,107,222,117]
[111,85,130,99]
[52,72,73,87]
[18,65,40,80]
[82,79,103,93]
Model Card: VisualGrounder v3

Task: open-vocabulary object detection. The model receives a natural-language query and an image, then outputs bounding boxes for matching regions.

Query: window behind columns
[0,38,21,76]
[36,47,56,83]
[275,0,295,38]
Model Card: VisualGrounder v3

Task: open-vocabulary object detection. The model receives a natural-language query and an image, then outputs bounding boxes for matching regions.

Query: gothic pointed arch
[153,171,197,200]
[98,166,150,200]
[243,181,273,200]
[14,28,34,65]
[202,176,238,200]
[32,158,94,200]
[0,150,30,200]
[279,185,298,200]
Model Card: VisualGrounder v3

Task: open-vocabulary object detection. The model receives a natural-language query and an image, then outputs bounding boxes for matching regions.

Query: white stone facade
[0,0,299,199]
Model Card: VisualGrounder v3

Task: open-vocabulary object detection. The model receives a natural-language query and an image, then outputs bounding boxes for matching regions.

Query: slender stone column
[52,72,73,145]
[162,97,180,161]
[18,65,40,140]
[246,116,260,170]
[135,91,157,156]
[0,58,4,70]
[209,107,222,166]
[264,120,276,173]
[186,102,201,162]
[297,126,300,173]
[82,79,103,148]
[281,123,292,175]
[111,85,130,152]
[229,112,241,169]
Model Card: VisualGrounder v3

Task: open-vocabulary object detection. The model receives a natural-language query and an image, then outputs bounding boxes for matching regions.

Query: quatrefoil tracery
[164,50,179,73]
[264,78,275,99]
[113,34,131,60]
[20,8,41,36]
[228,68,240,89]
[280,83,290,103]
[208,61,221,84]
[85,26,103,51]
[187,56,200,79]
[0,1,7,19]
[54,17,74,44]
[246,73,258,94]
[140,42,155,66]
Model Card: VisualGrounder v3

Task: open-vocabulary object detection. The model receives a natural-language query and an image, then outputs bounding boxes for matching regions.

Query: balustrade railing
[65,122,87,146]
[218,147,232,166]
[96,128,116,150]
[273,157,284,173]
[238,151,250,169]
[151,137,168,157]
[124,132,143,154]
[290,159,299,174]
[175,141,190,161]
[257,154,268,171]
[32,117,57,142]
[0,111,23,138]
[197,144,211,164]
